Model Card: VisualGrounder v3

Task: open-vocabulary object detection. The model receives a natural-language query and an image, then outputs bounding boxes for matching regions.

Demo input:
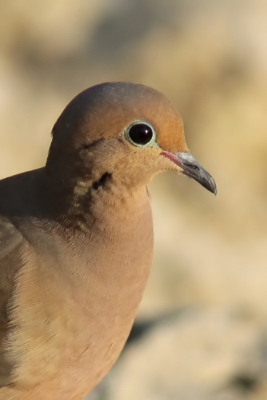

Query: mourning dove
[0,82,216,400]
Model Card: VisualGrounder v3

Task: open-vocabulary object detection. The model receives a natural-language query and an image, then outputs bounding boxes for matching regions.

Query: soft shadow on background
[1,1,267,399]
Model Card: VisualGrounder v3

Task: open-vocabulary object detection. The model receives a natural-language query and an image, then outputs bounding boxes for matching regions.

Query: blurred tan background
[1,1,267,399]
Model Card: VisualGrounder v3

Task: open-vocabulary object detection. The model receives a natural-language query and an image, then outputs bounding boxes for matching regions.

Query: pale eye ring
[125,121,156,147]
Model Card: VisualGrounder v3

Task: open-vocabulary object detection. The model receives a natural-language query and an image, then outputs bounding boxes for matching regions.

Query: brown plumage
[0,82,216,399]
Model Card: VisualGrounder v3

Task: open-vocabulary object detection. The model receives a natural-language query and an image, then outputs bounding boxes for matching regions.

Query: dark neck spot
[92,172,112,190]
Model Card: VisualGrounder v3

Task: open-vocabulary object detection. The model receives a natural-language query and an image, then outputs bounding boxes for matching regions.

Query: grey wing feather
[0,216,24,387]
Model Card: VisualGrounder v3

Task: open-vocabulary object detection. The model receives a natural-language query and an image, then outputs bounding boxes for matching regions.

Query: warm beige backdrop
[1,1,267,399]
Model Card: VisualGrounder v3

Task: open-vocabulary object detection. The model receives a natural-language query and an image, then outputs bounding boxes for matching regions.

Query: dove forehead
[52,82,188,153]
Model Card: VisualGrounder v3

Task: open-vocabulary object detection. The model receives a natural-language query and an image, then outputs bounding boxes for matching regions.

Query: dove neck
[44,167,151,235]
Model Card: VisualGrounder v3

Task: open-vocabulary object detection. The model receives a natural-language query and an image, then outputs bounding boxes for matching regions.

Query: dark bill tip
[161,151,217,195]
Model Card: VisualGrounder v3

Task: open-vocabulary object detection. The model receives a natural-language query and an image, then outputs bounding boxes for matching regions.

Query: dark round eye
[125,121,156,147]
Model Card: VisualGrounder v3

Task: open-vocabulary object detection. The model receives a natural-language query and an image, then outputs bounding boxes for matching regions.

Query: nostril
[184,163,199,171]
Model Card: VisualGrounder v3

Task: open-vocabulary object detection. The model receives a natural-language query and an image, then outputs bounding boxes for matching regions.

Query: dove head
[46,82,216,197]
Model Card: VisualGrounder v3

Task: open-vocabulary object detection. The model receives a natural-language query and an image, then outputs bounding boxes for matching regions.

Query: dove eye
[125,121,157,147]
